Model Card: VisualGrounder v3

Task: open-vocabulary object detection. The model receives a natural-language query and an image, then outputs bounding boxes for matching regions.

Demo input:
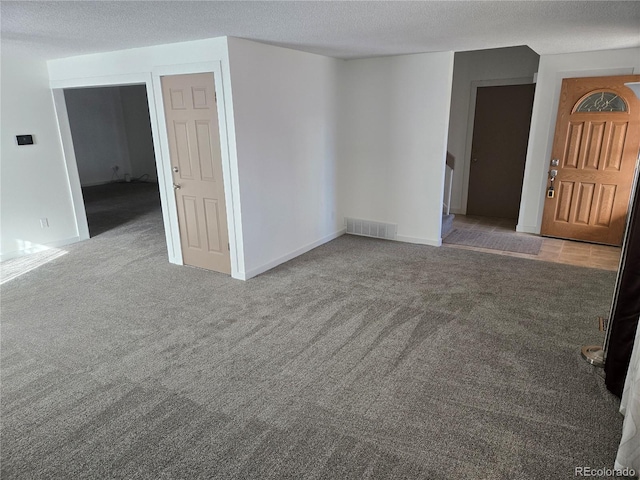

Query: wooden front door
[161,73,231,274]
[467,84,536,219]
[541,75,640,246]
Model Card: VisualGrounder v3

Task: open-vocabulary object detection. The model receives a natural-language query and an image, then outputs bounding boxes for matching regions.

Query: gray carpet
[443,228,543,255]
[1,184,628,479]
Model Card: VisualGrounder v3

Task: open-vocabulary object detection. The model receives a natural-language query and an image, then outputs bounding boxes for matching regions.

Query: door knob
[173,183,181,190]
[172,166,179,173]
[472,158,478,163]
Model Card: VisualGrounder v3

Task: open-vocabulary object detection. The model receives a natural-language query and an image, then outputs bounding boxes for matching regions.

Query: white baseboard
[243,228,346,280]
[396,235,442,247]
[0,236,83,262]
[516,224,540,234]
[231,271,247,281]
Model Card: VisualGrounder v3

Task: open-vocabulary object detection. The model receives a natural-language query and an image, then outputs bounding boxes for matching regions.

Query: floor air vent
[345,218,397,240]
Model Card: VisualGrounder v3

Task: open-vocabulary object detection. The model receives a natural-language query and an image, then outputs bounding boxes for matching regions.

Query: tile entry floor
[444,215,621,271]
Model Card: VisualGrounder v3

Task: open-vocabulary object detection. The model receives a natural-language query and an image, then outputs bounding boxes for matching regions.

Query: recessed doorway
[64,85,162,240]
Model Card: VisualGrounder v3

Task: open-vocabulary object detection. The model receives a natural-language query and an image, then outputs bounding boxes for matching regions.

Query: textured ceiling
[1,1,639,60]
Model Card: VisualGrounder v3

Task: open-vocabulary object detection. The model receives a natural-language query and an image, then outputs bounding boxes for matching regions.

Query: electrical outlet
[598,316,608,332]
[40,217,49,228]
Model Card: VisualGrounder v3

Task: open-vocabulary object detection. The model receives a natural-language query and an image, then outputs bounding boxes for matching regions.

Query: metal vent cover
[345,217,397,240]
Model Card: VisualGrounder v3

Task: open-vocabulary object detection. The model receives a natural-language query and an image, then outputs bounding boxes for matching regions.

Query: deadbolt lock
[547,166,558,199]
[550,159,559,167]
[172,166,179,173]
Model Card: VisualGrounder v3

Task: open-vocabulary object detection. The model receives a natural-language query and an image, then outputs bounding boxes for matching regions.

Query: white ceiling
[2,1,639,61]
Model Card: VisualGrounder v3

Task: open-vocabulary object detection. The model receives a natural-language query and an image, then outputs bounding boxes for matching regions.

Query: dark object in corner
[16,134,34,145]
[605,174,640,397]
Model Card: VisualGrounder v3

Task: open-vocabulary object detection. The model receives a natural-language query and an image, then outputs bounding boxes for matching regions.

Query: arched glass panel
[576,92,627,112]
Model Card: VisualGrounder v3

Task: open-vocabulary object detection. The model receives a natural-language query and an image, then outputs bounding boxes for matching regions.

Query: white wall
[47,36,346,279]
[518,47,640,234]
[0,51,81,259]
[119,85,157,181]
[226,38,343,277]
[65,87,133,186]
[447,46,540,214]
[45,37,454,277]
[337,52,455,246]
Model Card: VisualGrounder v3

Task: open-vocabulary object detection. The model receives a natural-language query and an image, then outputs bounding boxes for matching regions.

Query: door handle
[472,158,478,163]
[173,183,181,190]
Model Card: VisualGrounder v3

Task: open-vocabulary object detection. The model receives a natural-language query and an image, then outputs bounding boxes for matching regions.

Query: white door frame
[53,88,90,242]
[152,62,241,277]
[51,63,242,278]
[459,76,535,216]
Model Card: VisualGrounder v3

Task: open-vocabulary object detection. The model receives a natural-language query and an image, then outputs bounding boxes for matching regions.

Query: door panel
[161,73,231,274]
[575,182,595,224]
[608,123,627,168]
[173,122,193,178]
[597,185,615,226]
[182,196,201,248]
[564,123,583,168]
[203,199,222,252]
[467,84,536,219]
[583,122,605,169]
[556,181,574,222]
[541,75,640,246]
[196,121,216,181]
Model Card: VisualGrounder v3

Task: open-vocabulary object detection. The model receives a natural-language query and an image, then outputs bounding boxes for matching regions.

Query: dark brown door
[467,84,536,219]
[540,75,640,246]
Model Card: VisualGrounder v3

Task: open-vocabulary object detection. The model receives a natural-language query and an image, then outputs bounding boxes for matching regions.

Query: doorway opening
[63,85,162,240]
[442,46,541,240]
[443,81,536,246]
